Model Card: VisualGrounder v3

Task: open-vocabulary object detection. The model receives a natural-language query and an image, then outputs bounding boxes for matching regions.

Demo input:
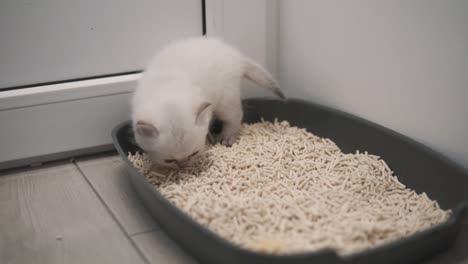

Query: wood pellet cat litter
[128,120,450,255]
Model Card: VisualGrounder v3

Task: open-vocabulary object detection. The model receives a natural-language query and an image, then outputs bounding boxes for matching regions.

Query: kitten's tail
[243,59,286,100]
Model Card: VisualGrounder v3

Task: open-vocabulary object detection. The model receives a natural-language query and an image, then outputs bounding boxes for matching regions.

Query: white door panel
[0,0,202,88]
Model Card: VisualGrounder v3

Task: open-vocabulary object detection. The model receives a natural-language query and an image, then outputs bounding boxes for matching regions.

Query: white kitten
[131,37,285,168]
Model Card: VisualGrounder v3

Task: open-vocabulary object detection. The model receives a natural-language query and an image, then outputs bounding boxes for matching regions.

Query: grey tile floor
[1,152,467,264]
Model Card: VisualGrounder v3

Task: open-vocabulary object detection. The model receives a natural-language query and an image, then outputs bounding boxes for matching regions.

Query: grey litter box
[112,98,468,264]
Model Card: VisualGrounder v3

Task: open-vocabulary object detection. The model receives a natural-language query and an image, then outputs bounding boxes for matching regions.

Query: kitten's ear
[195,102,212,126]
[135,120,159,137]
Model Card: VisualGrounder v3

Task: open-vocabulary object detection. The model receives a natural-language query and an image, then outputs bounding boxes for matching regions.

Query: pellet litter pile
[128,120,450,255]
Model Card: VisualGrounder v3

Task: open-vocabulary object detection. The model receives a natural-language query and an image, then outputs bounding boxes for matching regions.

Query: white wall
[206,0,278,98]
[278,0,468,169]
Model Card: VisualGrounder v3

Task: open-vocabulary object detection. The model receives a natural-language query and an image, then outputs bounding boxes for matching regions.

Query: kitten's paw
[220,133,238,147]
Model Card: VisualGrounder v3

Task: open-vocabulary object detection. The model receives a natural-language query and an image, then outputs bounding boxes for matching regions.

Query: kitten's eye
[189,151,199,158]
[164,159,176,163]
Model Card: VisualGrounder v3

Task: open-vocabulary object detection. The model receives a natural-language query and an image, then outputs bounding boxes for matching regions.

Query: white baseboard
[0,74,138,170]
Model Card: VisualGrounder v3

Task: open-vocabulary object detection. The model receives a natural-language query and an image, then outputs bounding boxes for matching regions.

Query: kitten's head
[133,101,212,168]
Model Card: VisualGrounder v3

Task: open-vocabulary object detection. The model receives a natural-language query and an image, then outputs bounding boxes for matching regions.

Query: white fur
[132,37,283,167]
